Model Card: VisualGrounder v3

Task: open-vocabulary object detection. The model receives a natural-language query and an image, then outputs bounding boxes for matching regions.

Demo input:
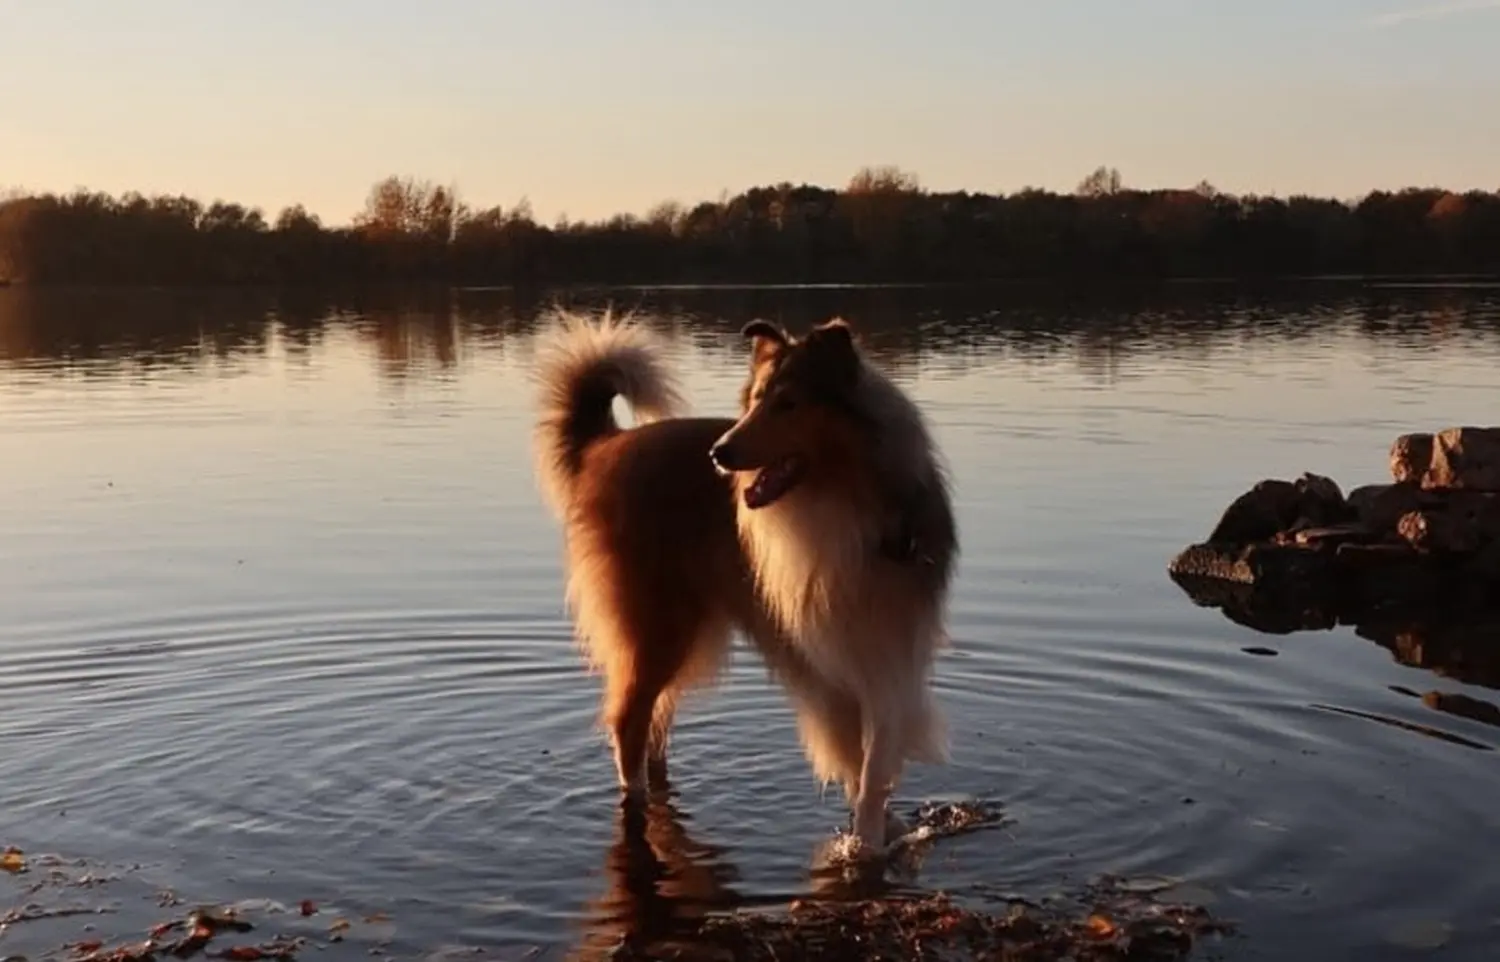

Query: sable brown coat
[532,312,958,853]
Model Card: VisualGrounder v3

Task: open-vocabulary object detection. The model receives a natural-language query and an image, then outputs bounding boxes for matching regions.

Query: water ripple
[4,288,1500,959]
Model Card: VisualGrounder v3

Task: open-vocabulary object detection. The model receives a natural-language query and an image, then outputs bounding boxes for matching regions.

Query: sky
[2,0,1497,226]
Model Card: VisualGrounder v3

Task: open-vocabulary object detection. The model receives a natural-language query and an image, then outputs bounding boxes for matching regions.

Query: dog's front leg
[851,717,902,853]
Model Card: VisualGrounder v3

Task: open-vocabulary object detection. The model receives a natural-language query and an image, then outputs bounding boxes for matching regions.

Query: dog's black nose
[709,441,737,471]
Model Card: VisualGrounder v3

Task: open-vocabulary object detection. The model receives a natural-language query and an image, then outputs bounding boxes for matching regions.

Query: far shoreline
[3,273,1500,295]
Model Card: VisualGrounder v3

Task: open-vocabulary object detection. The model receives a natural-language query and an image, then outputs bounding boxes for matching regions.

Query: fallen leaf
[1,847,26,874]
[222,947,263,960]
[299,901,317,917]
[1084,914,1116,938]
[73,940,103,954]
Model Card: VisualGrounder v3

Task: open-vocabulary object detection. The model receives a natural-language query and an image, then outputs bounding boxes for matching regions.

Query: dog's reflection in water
[570,785,921,960]
[570,785,744,961]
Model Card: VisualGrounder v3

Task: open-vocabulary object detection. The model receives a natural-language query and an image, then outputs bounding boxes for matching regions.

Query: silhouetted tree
[2,167,1498,286]
[1076,166,1124,198]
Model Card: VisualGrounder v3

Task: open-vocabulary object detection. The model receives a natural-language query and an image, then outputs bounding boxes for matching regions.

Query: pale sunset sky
[2,0,1496,226]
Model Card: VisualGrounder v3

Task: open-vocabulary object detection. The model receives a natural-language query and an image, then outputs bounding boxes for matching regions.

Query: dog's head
[709,317,867,509]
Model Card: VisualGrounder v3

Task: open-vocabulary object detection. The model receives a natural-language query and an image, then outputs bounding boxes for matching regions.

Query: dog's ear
[808,318,855,347]
[742,319,788,366]
[805,318,859,387]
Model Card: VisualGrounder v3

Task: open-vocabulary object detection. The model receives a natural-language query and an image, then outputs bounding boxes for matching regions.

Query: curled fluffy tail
[532,311,685,516]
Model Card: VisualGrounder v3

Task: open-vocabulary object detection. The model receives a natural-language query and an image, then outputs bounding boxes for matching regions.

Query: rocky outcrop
[1169,426,1500,619]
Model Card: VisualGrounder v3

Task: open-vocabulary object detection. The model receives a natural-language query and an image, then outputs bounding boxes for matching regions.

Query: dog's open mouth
[743,455,806,509]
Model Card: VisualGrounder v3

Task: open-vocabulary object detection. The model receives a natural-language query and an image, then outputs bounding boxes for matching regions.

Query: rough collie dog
[532,312,958,853]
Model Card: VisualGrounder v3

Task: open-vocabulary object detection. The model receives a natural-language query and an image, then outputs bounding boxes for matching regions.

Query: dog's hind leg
[606,614,727,802]
[645,697,675,791]
[607,672,670,802]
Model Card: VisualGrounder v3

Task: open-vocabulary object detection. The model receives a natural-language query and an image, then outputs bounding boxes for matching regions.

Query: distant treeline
[2,166,1499,285]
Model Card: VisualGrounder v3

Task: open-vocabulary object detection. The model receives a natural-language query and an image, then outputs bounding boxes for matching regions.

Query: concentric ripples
[4,287,1500,960]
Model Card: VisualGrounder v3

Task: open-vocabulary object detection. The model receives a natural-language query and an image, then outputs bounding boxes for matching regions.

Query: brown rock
[1169,543,1256,583]
[1422,426,1500,492]
[1396,509,1480,554]
[1294,472,1350,526]
[1297,472,1343,505]
[1292,524,1378,548]
[1391,433,1434,484]
[1435,490,1500,543]
[1206,479,1303,545]
[1334,541,1423,564]
[1205,473,1352,546]
[1346,483,1422,535]
[1168,541,1336,586]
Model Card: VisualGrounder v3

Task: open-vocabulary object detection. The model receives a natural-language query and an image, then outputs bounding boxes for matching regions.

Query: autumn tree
[356,175,464,242]
[1076,165,1124,198]
[839,165,924,272]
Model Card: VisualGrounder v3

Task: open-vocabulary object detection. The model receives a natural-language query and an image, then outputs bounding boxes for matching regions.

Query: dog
[532,311,958,853]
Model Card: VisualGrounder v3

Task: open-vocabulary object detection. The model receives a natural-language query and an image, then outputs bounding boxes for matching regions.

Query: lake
[3,283,1499,961]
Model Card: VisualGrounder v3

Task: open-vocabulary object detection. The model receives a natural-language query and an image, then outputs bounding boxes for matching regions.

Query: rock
[1438,491,1500,542]
[1423,427,1500,492]
[1396,510,1480,554]
[1346,483,1422,534]
[1170,543,1256,583]
[1333,541,1424,567]
[1391,433,1434,484]
[1205,474,1349,546]
[1295,472,1346,518]
[1290,524,1379,548]
[1205,479,1303,546]
[1174,436,1500,628]
[1168,542,1336,587]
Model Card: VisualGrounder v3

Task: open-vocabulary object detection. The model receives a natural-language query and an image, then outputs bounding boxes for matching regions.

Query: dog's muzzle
[709,440,739,475]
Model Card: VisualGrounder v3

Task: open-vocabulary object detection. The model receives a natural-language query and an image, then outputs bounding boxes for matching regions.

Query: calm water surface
[3,285,1499,960]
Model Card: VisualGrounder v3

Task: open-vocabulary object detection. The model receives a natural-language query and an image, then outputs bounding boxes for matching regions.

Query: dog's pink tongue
[743,473,771,509]
[743,457,804,509]
[743,465,782,509]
